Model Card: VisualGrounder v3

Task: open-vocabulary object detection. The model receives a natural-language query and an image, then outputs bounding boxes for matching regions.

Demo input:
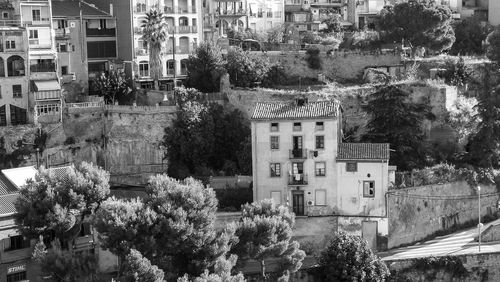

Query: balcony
[310,0,342,7]
[55,28,70,39]
[135,48,148,56]
[30,63,56,73]
[86,28,116,37]
[288,173,308,185]
[163,6,196,14]
[28,39,52,49]
[177,25,197,34]
[289,149,308,159]
[215,9,247,17]
[34,90,61,101]
[24,18,51,26]
[0,19,21,27]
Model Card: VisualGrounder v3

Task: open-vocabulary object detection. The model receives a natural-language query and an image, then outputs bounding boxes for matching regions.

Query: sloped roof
[337,143,390,161]
[52,0,111,18]
[2,166,37,189]
[48,166,72,182]
[0,194,19,215]
[0,174,17,195]
[252,100,340,120]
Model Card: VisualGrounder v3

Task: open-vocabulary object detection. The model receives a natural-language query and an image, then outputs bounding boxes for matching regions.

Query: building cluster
[0,0,498,127]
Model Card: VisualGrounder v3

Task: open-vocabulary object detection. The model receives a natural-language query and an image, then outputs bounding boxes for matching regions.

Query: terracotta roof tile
[0,193,19,215]
[337,143,390,160]
[251,100,340,120]
[0,174,17,196]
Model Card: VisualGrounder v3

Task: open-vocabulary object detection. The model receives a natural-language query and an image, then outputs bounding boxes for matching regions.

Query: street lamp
[478,185,482,252]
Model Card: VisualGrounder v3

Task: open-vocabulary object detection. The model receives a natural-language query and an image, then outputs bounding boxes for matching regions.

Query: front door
[292,192,304,216]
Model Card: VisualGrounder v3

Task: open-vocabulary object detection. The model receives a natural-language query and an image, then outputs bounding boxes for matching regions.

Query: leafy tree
[486,26,500,62]
[226,47,272,87]
[379,0,455,53]
[230,199,306,279]
[305,46,321,69]
[316,231,389,281]
[90,70,131,104]
[93,176,236,281]
[321,13,342,33]
[177,255,245,282]
[267,24,285,44]
[440,57,471,87]
[141,9,169,90]
[450,17,493,55]
[447,95,479,148]
[124,249,165,282]
[14,162,110,244]
[32,237,99,282]
[185,42,226,93]
[361,85,435,170]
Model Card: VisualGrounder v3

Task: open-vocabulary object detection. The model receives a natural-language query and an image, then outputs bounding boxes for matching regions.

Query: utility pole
[478,185,482,252]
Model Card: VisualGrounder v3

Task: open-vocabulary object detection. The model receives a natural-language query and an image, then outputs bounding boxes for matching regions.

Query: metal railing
[215,9,247,16]
[66,102,104,108]
[0,19,21,26]
[30,64,56,73]
[289,149,308,159]
[34,90,61,100]
[288,173,308,185]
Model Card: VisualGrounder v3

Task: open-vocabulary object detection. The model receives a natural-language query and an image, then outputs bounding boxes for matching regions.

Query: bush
[305,46,321,69]
[214,188,253,211]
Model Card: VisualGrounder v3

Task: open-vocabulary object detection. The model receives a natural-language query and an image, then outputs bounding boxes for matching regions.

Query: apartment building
[88,0,202,90]
[251,99,392,245]
[51,0,118,92]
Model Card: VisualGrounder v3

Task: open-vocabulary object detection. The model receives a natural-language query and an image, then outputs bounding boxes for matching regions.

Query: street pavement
[380,218,500,261]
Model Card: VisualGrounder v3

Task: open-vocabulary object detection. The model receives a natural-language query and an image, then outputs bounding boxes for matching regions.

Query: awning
[33,80,61,91]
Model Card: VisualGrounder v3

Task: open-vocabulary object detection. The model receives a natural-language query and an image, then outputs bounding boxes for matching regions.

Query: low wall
[387,181,499,249]
[481,223,500,243]
[387,252,500,281]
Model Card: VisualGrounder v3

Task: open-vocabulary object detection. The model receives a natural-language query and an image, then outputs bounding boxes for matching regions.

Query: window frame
[315,162,326,176]
[8,235,28,251]
[293,122,301,131]
[346,162,358,172]
[363,181,375,198]
[12,85,21,98]
[316,121,324,131]
[315,189,326,206]
[5,40,15,49]
[270,163,281,177]
[315,135,325,149]
[7,271,27,282]
[270,135,279,150]
[270,122,279,132]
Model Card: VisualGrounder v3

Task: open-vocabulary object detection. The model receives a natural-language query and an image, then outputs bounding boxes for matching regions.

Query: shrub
[214,188,253,211]
[305,46,321,69]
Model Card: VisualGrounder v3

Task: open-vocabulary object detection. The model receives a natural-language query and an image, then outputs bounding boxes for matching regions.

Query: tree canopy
[361,85,435,171]
[225,47,272,88]
[185,42,226,93]
[486,26,500,62]
[230,199,306,279]
[317,231,390,281]
[379,0,455,53]
[90,70,131,104]
[450,17,492,56]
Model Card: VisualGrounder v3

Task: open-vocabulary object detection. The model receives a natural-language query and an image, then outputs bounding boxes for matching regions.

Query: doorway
[292,192,304,216]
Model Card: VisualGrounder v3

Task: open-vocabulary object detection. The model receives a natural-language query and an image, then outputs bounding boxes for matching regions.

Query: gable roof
[2,166,37,189]
[337,143,390,161]
[0,174,17,195]
[52,0,111,18]
[252,100,341,120]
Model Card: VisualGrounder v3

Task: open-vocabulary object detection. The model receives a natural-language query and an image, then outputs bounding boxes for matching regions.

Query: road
[380,218,500,261]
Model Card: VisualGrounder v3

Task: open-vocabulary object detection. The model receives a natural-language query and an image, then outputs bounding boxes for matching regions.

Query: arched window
[138,61,149,77]
[166,59,175,76]
[7,55,24,77]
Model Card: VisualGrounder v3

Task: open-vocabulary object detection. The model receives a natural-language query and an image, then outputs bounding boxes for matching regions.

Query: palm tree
[141,9,168,90]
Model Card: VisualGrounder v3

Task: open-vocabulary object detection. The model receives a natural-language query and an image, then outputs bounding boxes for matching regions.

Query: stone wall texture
[387,181,499,249]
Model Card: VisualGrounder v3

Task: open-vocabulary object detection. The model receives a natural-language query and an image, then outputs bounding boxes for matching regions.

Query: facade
[250,99,392,245]
[51,0,118,92]
[0,166,39,282]
[490,0,500,25]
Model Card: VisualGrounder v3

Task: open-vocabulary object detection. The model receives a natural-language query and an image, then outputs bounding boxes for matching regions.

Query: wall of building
[251,118,340,216]
[490,0,500,25]
[387,181,499,249]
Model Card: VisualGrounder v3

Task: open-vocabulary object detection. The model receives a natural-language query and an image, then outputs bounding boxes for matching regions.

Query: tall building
[0,0,62,127]
[88,0,203,90]
[51,0,118,92]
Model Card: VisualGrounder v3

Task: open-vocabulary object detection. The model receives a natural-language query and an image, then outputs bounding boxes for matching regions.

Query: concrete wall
[480,222,500,242]
[387,181,499,249]
[490,0,500,26]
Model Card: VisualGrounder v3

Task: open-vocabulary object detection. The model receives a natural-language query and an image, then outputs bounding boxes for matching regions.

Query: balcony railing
[215,9,247,17]
[0,19,21,27]
[86,28,116,37]
[163,6,196,14]
[24,18,51,25]
[288,173,308,185]
[55,28,70,38]
[30,63,56,73]
[34,90,61,100]
[289,149,308,159]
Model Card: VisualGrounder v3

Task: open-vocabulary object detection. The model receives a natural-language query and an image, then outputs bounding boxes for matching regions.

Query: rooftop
[0,173,17,195]
[337,143,390,161]
[0,193,19,215]
[1,166,37,189]
[251,100,341,120]
[52,0,112,18]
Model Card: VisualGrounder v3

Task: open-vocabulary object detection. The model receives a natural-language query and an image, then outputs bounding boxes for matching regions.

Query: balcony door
[293,136,303,150]
[292,192,304,216]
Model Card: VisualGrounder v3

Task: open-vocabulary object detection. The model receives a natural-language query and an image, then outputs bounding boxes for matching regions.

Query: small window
[316,121,324,131]
[5,40,15,49]
[7,272,27,282]
[315,136,324,149]
[2,12,8,19]
[315,190,326,206]
[59,43,67,52]
[270,163,281,177]
[270,191,282,204]
[363,181,375,198]
[12,85,21,98]
[270,122,279,132]
[9,235,28,251]
[270,136,279,150]
[346,162,358,172]
[29,29,38,39]
[293,122,301,131]
[61,66,68,75]
[315,162,326,176]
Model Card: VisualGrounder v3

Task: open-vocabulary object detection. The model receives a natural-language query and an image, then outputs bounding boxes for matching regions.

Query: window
[5,40,15,49]
[315,162,326,176]
[32,9,41,21]
[271,191,282,204]
[363,181,375,197]
[12,85,21,98]
[346,162,358,172]
[293,122,301,131]
[87,41,117,58]
[258,8,263,17]
[274,11,282,18]
[29,29,38,39]
[270,136,279,150]
[315,190,326,206]
[7,272,27,282]
[316,121,324,130]
[10,105,26,125]
[9,235,28,250]
[79,222,92,237]
[315,136,324,149]
[139,61,149,77]
[270,163,281,177]
[270,122,279,132]
[61,66,68,75]
[2,12,8,19]
[58,43,67,52]
[267,8,273,17]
